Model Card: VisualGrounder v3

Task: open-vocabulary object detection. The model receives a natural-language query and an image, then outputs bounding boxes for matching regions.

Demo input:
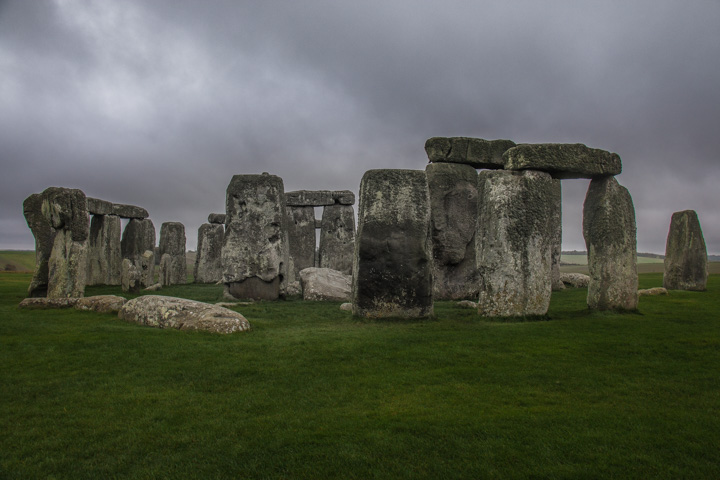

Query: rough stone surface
[457,300,478,309]
[550,179,565,291]
[158,222,187,285]
[583,176,638,310]
[194,223,224,283]
[339,303,352,311]
[503,143,622,179]
[112,203,149,219]
[286,206,316,283]
[75,295,127,313]
[208,213,226,224]
[332,190,355,205]
[299,267,352,301]
[638,287,668,296]
[425,162,479,300]
[476,170,557,317]
[222,173,288,300]
[41,187,89,298]
[285,190,334,206]
[121,218,156,264]
[352,169,434,318]
[560,273,590,288]
[318,204,355,275]
[144,283,162,292]
[121,258,141,293]
[138,250,155,288]
[23,193,56,297]
[86,197,113,215]
[662,210,708,291]
[87,214,122,286]
[119,295,251,334]
[19,297,79,309]
[425,137,515,169]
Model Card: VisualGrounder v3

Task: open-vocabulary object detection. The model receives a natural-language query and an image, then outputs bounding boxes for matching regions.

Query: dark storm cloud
[1,0,719,254]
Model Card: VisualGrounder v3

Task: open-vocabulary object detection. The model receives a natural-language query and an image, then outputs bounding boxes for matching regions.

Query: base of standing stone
[225,277,280,300]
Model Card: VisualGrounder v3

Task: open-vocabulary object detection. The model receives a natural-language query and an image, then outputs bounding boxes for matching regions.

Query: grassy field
[0,250,36,272]
[1,272,719,479]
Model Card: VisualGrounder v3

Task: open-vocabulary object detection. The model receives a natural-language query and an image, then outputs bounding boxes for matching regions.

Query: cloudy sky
[1,0,719,254]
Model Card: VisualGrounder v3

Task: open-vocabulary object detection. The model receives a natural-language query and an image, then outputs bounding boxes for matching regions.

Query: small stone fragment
[638,287,668,296]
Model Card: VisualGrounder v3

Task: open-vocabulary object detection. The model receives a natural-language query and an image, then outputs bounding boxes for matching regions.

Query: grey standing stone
[550,179,565,291]
[121,218,156,263]
[352,169,433,318]
[425,137,515,169]
[23,193,56,297]
[139,250,155,287]
[504,143,622,179]
[158,222,187,285]
[286,206,317,283]
[87,214,122,286]
[41,187,89,298]
[425,162,479,300]
[662,210,708,291]
[583,176,638,310]
[318,204,355,275]
[121,258,140,293]
[194,223,224,283]
[476,170,557,317]
[222,173,288,300]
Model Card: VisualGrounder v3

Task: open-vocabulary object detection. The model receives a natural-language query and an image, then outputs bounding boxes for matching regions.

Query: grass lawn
[1,272,719,479]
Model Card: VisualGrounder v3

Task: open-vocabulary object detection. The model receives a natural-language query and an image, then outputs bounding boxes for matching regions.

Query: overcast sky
[1,0,719,254]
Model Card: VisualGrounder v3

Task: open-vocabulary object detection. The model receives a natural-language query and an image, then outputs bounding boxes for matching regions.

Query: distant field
[0,250,35,272]
[561,254,664,265]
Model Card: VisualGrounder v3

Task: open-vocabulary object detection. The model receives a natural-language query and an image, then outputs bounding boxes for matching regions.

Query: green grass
[0,250,36,272]
[1,272,719,479]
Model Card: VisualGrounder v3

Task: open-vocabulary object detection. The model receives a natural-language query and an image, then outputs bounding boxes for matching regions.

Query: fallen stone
[503,143,622,179]
[299,267,352,301]
[86,197,113,215]
[560,273,590,288]
[457,300,478,309]
[75,295,127,313]
[583,176,638,310]
[318,204,355,275]
[638,287,668,296]
[663,210,708,291]
[194,223,224,284]
[207,213,226,224]
[23,193,56,297]
[285,190,334,206]
[144,282,162,292]
[119,295,251,334]
[19,297,79,309]
[112,203,149,219]
[425,137,515,169]
[339,303,353,311]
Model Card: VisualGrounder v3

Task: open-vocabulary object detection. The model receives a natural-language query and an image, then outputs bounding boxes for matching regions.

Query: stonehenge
[23,193,56,297]
[663,210,708,291]
[194,223,224,283]
[158,222,187,286]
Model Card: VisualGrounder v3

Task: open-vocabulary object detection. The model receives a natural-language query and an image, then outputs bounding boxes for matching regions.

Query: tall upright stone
[286,205,316,283]
[550,179,564,291]
[40,187,89,298]
[222,173,288,300]
[194,223,224,284]
[158,222,187,285]
[23,193,56,297]
[318,204,355,275]
[87,214,122,286]
[121,218,156,286]
[352,169,433,318]
[476,170,558,317]
[425,162,479,300]
[662,210,708,291]
[583,176,638,310]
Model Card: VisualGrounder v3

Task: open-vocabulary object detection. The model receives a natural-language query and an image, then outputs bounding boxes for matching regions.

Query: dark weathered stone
[158,222,187,285]
[23,193,56,297]
[504,143,622,179]
[112,203,149,219]
[194,223,224,284]
[425,137,515,169]
[332,190,355,205]
[87,214,122,286]
[476,170,557,317]
[41,187,89,241]
[318,204,355,275]
[662,210,708,291]
[550,179,564,291]
[121,258,141,293]
[222,173,288,300]
[286,206,316,283]
[121,218,156,263]
[138,250,155,288]
[426,163,479,300]
[208,213,226,224]
[285,190,334,206]
[583,176,638,310]
[352,169,433,318]
[86,197,113,215]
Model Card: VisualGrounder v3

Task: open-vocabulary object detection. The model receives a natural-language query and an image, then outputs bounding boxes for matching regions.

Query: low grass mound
[1,273,719,479]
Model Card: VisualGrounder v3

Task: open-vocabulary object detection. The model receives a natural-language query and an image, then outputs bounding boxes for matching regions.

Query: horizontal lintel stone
[503,143,622,179]
[208,213,226,224]
[425,137,515,169]
[286,190,334,206]
[112,203,149,219]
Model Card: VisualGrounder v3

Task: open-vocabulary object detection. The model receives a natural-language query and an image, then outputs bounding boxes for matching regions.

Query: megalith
[40,187,89,298]
[87,214,122,286]
[318,204,355,275]
[662,210,708,291]
[286,205,316,282]
[158,222,187,285]
[582,176,638,310]
[222,173,288,300]
[352,169,433,318]
[121,218,156,286]
[476,170,558,317]
[23,193,56,297]
[425,162,479,300]
[550,179,564,291]
[121,258,141,293]
[503,143,622,179]
[194,223,224,284]
[425,137,516,169]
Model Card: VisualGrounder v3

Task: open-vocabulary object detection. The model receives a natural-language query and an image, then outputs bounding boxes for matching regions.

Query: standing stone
[158,222,187,285]
[476,170,557,317]
[138,249,155,287]
[286,206,317,283]
[121,218,156,263]
[662,210,708,291]
[425,162,479,300]
[318,204,355,275]
[194,223,224,283]
[40,187,89,298]
[23,193,56,297]
[222,173,288,300]
[352,169,433,318]
[87,214,122,286]
[121,258,141,293]
[550,179,565,291]
[583,176,638,310]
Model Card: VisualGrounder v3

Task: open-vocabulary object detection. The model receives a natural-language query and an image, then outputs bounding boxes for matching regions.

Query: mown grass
[1,272,719,479]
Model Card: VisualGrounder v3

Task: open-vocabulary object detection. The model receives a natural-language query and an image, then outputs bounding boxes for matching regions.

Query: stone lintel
[425,137,515,169]
[503,143,622,179]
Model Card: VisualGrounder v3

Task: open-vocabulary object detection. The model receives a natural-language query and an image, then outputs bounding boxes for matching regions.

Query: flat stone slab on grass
[299,267,351,302]
[503,143,622,179]
[560,273,590,288]
[425,137,515,169]
[75,295,127,313]
[119,295,251,334]
[19,297,79,309]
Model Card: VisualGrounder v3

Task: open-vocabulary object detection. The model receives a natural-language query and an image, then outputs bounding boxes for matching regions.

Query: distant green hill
[0,251,36,272]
